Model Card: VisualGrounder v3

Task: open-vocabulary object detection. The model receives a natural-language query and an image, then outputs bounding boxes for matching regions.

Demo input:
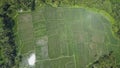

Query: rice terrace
[0,0,120,68]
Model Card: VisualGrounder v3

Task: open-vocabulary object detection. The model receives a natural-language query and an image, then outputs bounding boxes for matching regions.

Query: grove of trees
[0,2,21,68]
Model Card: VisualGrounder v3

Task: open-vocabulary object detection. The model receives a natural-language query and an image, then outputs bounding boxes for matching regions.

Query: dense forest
[0,3,19,68]
[0,0,120,68]
[0,0,35,67]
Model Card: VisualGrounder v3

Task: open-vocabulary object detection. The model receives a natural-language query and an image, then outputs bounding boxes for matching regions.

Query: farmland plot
[17,7,120,68]
[17,13,35,68]
[34,7,120,68]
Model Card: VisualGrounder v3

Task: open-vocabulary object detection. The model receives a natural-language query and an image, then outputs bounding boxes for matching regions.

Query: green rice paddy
[17,7,120,68]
